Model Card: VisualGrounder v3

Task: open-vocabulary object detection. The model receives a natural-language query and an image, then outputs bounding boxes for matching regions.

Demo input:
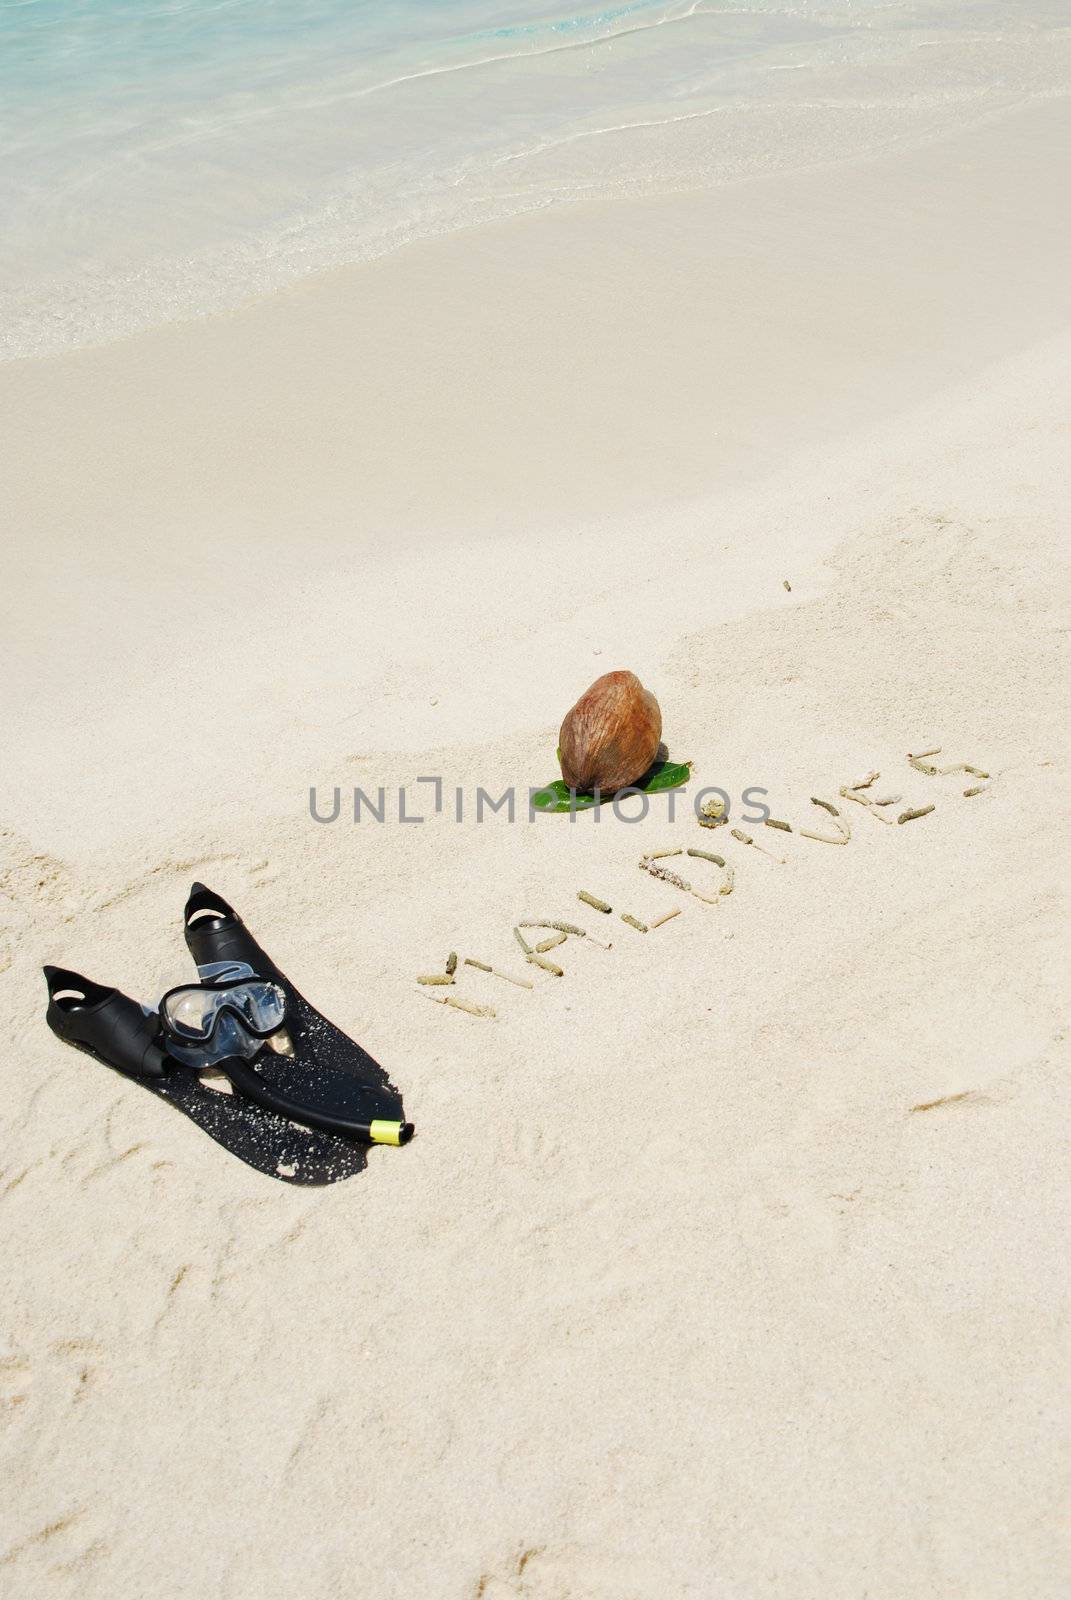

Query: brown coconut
[558,670,662,795]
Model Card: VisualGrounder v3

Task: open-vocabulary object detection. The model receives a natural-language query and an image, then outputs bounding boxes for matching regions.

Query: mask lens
[228,982,286,1034]
[164,987,216,1040]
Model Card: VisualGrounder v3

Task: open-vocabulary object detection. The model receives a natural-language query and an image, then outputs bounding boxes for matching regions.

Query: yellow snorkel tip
[368,1119,413,1147]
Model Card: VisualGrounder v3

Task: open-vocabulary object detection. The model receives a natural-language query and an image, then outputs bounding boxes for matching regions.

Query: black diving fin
[182,882,409,1136]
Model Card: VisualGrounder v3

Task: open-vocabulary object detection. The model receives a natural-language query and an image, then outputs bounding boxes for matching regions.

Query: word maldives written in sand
[417,747,991,1020]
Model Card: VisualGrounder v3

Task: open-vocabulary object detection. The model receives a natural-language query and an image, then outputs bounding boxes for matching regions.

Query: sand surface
[2,97,1069,1598]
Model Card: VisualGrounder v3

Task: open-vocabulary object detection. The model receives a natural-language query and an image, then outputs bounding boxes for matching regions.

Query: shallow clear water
[1,0,1068,357]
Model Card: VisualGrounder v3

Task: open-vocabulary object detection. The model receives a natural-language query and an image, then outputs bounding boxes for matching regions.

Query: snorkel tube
[209,1052,413,1146]
[155,974,411,1144]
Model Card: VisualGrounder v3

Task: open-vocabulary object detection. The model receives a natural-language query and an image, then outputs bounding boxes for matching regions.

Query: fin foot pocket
[44,966,168,1078]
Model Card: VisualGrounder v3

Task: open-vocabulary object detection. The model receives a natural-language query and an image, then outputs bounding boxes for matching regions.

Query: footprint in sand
[474,1543,665,1599]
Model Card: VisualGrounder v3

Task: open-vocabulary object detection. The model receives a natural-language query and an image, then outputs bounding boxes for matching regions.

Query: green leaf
[638,759,693,794]
[531,782,599,813]
[532,760,691,813]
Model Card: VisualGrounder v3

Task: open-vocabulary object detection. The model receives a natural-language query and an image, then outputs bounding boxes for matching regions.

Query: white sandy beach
[2,76,1070,1600]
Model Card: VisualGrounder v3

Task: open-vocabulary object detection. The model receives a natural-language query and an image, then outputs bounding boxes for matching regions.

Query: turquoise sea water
[2,1,1068,357]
